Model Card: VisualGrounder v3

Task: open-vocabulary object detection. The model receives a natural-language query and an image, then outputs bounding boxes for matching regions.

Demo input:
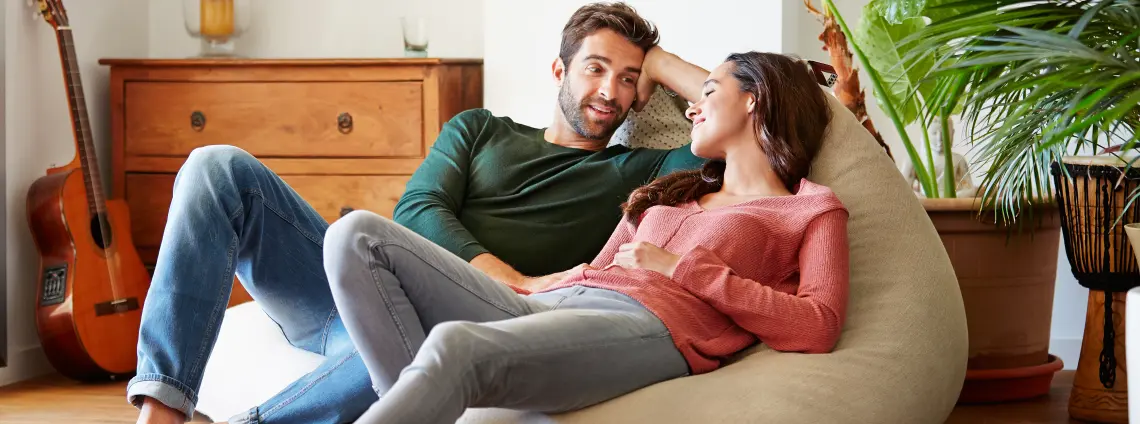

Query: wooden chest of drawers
[99,58,483,305]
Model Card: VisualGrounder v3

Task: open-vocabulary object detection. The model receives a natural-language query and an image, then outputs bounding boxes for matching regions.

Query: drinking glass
[401,16,429,57]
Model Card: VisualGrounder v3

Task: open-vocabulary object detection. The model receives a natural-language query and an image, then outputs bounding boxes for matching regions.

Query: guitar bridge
[40,265,68,306]
[95,297,140,316]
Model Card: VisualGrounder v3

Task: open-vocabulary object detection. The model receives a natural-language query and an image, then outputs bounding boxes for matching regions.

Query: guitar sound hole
[89,214,113,250]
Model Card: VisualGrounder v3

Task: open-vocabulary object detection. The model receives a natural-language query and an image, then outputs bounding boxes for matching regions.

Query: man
[132,2,710,424]
[393,10,712,294]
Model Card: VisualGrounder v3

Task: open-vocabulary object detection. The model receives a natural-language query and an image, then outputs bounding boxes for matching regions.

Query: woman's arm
[672,209,850,353]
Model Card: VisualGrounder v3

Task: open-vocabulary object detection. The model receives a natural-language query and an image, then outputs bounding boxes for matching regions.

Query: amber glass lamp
[183,0,252,57]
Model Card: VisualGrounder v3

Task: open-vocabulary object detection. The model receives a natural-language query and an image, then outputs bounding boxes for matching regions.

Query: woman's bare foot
[137,397,186,424]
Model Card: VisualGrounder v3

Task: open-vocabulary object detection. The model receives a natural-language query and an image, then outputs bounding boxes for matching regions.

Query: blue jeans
[128,145,376,423]
[323,211,691,423]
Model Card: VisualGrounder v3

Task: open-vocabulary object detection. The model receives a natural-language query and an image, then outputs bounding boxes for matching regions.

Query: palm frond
[898,0,1140,221]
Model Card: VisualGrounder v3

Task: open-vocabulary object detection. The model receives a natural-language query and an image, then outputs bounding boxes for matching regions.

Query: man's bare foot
[137,397,186,424]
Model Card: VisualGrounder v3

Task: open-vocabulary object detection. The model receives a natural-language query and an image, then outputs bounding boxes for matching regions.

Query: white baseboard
[0,344,53,387]
[1050,337,1083,370]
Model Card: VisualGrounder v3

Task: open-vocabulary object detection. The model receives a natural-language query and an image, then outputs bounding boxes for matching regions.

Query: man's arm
[393,110,536,288]
[635,46,711,111]
[393,110,567,290]
[470,254,525,286]
[635,47,714,178]
[656,144,708,178]
[392,111,490,262]
[471,254,583,292]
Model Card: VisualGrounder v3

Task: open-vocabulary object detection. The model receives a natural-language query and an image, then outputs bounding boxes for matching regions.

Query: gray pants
[322,210,690,424]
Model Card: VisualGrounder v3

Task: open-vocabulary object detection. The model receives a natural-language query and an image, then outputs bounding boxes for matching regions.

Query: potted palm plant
[894,0,1140,420]
[807,0,1137,408]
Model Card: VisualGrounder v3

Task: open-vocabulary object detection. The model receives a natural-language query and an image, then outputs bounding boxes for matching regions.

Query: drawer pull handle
[337,113,353,134]
[190,111,206,131]
[340,206,354,217]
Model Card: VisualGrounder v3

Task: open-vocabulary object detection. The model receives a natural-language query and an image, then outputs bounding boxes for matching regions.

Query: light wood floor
[0,374,211,423]
[947,370,1081,424]
[0,370,1081,423]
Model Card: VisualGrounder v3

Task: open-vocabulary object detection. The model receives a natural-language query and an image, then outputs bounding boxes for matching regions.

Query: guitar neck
[55,27,105,217]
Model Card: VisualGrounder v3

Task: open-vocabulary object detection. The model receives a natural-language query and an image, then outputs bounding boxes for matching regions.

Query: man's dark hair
[559,2,660,68]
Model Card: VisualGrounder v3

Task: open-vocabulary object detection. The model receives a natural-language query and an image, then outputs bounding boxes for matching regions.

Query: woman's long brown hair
[621,52,833,224]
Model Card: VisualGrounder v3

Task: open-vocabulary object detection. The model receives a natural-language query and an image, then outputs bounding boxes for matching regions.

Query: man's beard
[558,78,628,141]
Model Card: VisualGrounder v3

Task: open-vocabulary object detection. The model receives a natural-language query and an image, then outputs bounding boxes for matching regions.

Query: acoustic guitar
[26,0,151,381]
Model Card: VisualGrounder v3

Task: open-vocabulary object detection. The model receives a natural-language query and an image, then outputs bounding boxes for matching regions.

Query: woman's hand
[614,241,681,278]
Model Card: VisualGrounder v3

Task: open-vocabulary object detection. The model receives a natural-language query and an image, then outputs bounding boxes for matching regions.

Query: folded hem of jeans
[126,374,197,421]
[228,406,260,424]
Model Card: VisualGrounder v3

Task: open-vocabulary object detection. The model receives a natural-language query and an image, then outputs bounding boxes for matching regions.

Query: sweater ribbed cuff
[457,244,491,263]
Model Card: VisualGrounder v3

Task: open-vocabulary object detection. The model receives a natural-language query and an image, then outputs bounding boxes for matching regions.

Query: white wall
[147,0,484,59]
[2,0,149,387]
[484,0,785,128]
[782,0,1088,369]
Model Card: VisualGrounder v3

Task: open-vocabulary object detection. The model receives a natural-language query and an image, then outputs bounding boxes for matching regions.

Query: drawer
[126,173,413,249]
[284,175,413,223]
[124,81,424,158]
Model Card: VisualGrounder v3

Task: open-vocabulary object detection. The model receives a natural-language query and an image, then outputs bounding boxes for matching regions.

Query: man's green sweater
[392,108,707,277]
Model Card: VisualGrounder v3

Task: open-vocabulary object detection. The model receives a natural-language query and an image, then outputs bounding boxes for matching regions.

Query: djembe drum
[1051,156,1140,423]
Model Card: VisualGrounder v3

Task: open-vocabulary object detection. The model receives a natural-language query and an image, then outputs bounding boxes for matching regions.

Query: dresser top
[97,58,483,67]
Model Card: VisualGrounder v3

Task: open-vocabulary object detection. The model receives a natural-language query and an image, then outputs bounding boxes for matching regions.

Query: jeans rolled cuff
[126,374,197,421]
[228,406,261,424]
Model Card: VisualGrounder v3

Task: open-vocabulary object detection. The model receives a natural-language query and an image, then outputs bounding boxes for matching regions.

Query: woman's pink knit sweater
[529,179,850,374]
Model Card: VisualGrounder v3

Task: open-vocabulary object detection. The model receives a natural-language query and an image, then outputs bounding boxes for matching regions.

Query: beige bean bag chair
[453,90,968,423]
[196,90,968,423]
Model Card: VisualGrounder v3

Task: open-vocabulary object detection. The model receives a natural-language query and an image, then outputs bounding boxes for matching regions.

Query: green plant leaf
[854,1,936,125]
[925,0,1001,23]
[826,0,936,196]
[874,0,927,24]
[873,0,1000,25]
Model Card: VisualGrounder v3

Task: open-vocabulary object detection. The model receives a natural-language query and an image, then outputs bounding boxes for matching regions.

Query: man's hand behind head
[634,46,666,112]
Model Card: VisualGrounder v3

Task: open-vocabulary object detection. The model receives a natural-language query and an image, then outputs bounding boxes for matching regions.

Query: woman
[325,51,849,423]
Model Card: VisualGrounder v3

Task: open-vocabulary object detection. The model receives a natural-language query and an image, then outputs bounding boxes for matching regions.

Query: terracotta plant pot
[923,197,1062,404]
[959,354,1065,403]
